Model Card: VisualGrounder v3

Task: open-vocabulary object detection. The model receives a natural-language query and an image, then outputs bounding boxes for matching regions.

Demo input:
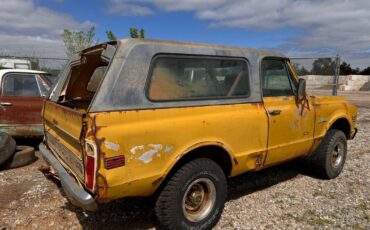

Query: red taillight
[104,155,125,169]
[85,155,95,190]
[85,140,97,191]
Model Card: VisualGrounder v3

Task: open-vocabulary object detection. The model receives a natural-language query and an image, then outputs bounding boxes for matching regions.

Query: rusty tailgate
[43,101,85,180]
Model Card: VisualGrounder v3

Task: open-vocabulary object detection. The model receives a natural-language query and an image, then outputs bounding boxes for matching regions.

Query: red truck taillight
[85,140,97,191]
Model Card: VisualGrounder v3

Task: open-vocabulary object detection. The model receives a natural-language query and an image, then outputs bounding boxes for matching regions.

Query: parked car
[0,69,52,137]
[39,39,358,229]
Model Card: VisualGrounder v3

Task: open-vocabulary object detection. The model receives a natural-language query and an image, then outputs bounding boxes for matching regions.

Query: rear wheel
[307,129,347,179]
[155,158,227,230]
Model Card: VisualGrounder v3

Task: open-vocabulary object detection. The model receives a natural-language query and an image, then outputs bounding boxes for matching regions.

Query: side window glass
[261,59,295,97]
[286,62,298,95]
[87,66,107,93]
[3,74,40,96]
[148,57,250,101]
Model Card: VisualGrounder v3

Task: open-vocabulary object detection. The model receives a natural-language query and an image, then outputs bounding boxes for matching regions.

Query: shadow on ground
[61,160,308,229]
[14,137,42,150]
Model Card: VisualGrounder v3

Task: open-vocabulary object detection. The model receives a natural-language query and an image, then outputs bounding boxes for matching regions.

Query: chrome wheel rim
[331,142,344,168]
[182,178,216,222]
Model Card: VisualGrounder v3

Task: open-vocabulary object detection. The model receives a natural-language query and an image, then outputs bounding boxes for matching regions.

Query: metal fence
[1,55,369,95]
[0,55,68,77]
[290,55,341,96]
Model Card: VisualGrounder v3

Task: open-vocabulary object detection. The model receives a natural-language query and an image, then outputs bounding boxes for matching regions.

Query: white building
[0,58,31,69]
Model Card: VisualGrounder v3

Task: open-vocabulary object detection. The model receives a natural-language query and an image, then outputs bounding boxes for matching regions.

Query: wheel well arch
[174,145,233,176]
[155,145,233,195]
[329,118,351,138]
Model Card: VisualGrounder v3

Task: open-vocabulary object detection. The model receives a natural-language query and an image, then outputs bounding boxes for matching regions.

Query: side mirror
[297,78,306,101]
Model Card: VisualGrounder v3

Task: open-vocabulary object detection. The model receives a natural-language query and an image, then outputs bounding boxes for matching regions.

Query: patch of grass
[352,223,366,230]
[306,217,333,226]
[274,199,284,205]
[312,191,324,197]
[271,193,280,199]
[357,202,370,221]
[285,210,333,227]
[284,213,295,219]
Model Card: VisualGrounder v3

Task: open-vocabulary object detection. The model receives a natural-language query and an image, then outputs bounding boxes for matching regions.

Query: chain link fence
[291,56,370,96]
[1,55,369,96]
[290,56,340,96]
[0,56,68,77]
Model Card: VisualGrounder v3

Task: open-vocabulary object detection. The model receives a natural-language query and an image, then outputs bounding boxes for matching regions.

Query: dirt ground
[0,91,369,230]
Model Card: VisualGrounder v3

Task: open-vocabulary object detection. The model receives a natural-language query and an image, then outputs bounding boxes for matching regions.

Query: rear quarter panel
[88,103,268,201]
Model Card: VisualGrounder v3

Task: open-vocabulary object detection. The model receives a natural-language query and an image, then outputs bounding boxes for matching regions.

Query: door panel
[0,96,44,125]
[261,58,315,166]
[264,96,314,165]
[0,73,44,125]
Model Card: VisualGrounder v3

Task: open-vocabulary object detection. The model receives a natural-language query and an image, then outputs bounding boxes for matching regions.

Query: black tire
[0,132,16,165]
[3,146,36,169]
[155,158,227,230]
[307,129,347,179]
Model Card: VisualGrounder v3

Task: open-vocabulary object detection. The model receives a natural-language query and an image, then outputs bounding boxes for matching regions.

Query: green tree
[106,30,117,41]
[130,27,145,38]
[28,57,40,70]
[340,61,360,75]
[292,63,311,76]
[130,28,138,38]
[312,58,336,75]
[61,27,96,58]
[139,28,145,38]
[360,66,370,75]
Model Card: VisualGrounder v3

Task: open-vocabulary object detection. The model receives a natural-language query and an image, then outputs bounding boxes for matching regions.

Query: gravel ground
[0,93,369,230]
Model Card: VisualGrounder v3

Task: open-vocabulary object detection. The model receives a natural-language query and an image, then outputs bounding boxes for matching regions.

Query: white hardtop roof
[0,69,47,76]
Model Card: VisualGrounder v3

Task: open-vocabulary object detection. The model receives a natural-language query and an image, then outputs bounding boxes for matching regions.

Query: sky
[0,0,369,68]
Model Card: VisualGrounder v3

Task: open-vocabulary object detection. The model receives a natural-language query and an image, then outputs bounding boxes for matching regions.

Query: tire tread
[308,129,347,179]
[155,158,226,230]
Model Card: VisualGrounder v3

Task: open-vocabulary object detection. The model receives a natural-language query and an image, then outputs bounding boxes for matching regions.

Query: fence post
[333,54,341,96]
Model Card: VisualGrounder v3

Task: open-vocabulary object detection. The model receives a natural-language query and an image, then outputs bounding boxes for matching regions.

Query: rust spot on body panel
[255,152,264,168]
[52,119,58,125]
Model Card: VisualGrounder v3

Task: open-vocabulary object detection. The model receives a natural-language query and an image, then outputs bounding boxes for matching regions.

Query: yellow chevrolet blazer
[39,39,358,229]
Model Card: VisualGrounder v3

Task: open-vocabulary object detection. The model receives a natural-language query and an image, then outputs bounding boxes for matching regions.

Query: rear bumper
[39,143,98,211]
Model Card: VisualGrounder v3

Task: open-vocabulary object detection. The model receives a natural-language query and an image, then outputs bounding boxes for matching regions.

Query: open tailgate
[43,101,85,180]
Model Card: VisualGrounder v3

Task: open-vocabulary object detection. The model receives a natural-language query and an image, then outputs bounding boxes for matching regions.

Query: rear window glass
[148,56,250,101]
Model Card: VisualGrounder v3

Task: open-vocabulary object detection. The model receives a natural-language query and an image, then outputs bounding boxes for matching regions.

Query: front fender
[313,96,357,140]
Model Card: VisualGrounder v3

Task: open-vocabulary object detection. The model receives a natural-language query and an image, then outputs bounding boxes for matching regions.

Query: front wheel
[155,158,227,230]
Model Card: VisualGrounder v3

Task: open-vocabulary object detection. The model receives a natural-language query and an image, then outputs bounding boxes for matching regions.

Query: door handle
[0,102,12,106]
[268,110,281,116]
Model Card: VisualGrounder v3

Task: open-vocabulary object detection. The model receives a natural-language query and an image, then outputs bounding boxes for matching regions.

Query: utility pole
[333,54,341,96]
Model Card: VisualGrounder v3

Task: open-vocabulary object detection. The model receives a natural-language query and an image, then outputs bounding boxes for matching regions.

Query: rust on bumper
[0,124,44,137]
